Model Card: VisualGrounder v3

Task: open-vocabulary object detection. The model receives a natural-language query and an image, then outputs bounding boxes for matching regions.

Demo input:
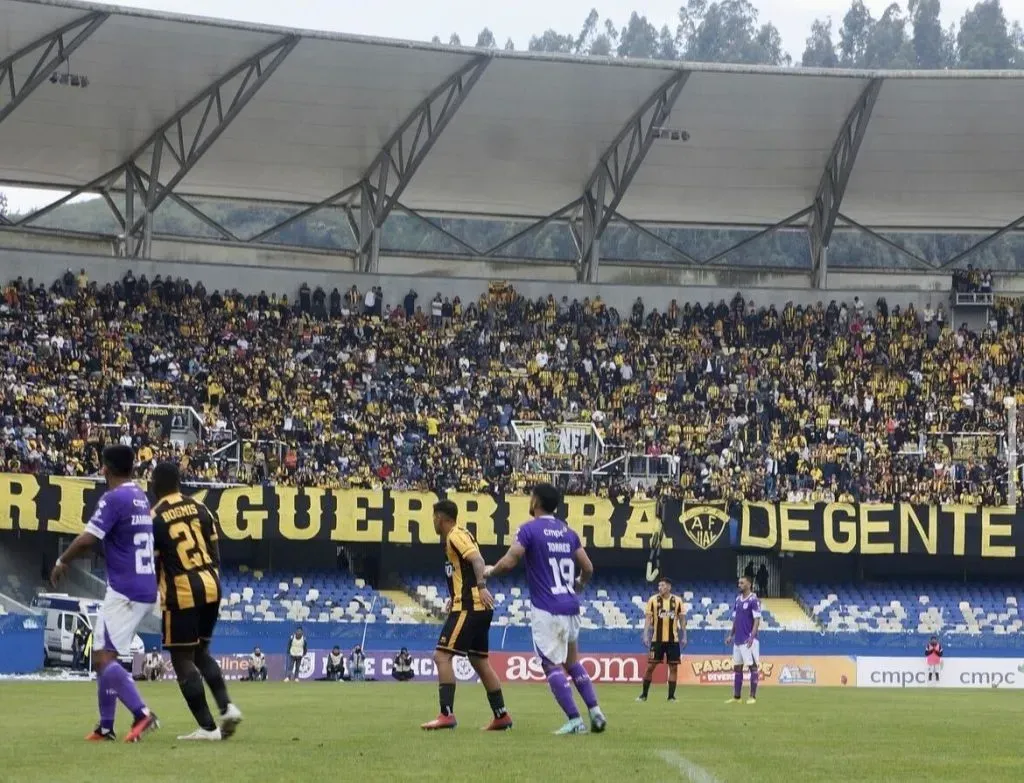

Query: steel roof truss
[702,207,812,266]
[808,78,883,282]
[834,213,935,271]
[122,35,299,247]
[576,70,690,282]
[603,209,700,265]
[352,55,490,271]
[391,201,484,257]
[938,214,1024,270]
[480,199,581,258]
[0,11,108,126]
[129,164,238,242]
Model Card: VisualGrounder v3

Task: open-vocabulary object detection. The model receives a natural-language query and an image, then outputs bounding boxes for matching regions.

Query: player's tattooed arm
[50,531,101,586]
[483,541,525,579]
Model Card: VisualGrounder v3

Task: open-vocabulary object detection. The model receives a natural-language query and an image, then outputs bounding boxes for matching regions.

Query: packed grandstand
[0,269,1018,505]
[2,1,1024,706]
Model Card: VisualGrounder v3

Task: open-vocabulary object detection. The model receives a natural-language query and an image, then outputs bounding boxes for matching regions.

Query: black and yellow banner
[0,474,732,551]
[5,475,1014,557]
[738,502,1021,558]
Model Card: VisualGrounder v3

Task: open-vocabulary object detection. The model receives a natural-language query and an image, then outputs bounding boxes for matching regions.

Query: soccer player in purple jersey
[485,483,607,735]
[50,445,160,742]
[724,575,761,705]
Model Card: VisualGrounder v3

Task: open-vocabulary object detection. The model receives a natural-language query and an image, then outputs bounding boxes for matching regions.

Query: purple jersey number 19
[514,516,582,616]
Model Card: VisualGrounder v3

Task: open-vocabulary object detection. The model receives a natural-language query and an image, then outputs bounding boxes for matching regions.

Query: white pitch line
[657,750,723,783]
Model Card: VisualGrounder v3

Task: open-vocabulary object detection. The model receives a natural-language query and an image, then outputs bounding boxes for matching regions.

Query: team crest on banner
[544,430,562,455]
[681,506,730,550]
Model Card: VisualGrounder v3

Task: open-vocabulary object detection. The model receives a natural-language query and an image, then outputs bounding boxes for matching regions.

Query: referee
[637,577,687,702]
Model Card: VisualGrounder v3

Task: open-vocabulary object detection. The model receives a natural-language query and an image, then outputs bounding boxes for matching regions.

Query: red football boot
[421,714,458,730]
[481,714,513,731]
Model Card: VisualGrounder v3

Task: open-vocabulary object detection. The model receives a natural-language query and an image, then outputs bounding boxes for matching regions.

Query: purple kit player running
[485,483,607,735]
[50,445,160,742]
[724,574,761,705]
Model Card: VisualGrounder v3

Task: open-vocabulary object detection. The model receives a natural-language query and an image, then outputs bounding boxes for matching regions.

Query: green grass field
[1,681,1022,782]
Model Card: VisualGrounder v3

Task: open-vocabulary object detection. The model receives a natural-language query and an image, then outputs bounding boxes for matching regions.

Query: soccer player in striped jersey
[637,577,687,702]
[151,462,242,740]
[421,500,512,731]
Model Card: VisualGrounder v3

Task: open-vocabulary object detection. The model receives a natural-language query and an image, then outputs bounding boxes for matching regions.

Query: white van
[35,593,142,668]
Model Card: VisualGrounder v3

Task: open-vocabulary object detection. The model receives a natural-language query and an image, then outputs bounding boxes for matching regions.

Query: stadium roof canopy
[3,0,1024,280]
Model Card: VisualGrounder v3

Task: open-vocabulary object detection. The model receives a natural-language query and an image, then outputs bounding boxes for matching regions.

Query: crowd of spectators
[1,268,1019,504]
[952,265,993,295]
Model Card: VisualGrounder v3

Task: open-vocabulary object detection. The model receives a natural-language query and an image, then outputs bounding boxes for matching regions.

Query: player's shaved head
[101,444,135,478]
[151,461,181,500]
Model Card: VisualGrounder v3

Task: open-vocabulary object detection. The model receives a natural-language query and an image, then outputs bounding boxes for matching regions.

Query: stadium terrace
[4,0,1024,778]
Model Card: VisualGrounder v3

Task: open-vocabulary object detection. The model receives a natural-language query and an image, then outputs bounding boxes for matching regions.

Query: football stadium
[3,0,1024,780]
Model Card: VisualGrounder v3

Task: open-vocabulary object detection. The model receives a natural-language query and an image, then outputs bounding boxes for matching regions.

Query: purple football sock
[733,669,743,699]
[546,669,580,720]
[97,667,117,731]
[102,661,148,720]
[566,662,599,710]
[750,667,759,698]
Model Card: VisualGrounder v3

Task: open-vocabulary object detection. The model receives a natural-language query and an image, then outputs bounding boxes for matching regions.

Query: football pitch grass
[2,681,1023,782]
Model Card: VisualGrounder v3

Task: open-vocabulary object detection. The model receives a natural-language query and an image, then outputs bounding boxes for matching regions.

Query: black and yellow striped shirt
[646,593,685,644]
[152,493,222,611]
[445,527,486,612]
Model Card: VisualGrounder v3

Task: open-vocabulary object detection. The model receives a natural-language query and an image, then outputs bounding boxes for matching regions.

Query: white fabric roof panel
[404,59,673,217]
[0,3,284,187]
[842,78,1024,228]
[2,0,1024,231]
[619,72,871,224]
[186,41,478,203]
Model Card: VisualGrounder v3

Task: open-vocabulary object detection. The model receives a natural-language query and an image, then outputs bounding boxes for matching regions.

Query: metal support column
[123,173,135,258]
[576,70,689,283]
[808,78,882,288]
[1007,396,1017,508]
[0,12,108,126]
[357,183,379,273]
[352,56,490,271]
[813,244,828,289]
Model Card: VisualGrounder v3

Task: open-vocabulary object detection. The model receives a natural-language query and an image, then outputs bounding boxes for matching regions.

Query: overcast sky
[118,0,986,53]
[1,0,1012,212]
